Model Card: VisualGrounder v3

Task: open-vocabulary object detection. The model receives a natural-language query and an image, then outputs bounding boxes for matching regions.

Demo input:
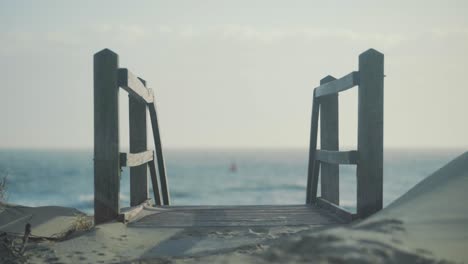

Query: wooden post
[148,158,163,205]
[306,92,320,204]
[149,101,170,205]
[320,76,339,205]
[129,78,149,206]
[357,49,384,218]
[94,49,120,224]
[309,159,321,204]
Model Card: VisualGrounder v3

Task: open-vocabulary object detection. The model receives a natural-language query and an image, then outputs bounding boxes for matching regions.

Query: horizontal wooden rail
[315,197,357,222]
[120,150,154,167]
[314,71,359,98]
[316,150,358,165]
[118,68,154,103]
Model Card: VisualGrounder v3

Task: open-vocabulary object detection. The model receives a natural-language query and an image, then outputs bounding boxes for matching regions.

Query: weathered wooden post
[94,49,120,224]
[129,77,149,206]
[320,76,339,205]
[149,102,170,205]
[306,91,320,204]
[357,49,384,218]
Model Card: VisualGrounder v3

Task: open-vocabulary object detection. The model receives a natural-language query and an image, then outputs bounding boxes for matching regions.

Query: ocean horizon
[0,147,464,214]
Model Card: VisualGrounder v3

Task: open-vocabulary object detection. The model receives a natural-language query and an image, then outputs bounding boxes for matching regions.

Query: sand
[0,205,87,240]
[1,151,467,263]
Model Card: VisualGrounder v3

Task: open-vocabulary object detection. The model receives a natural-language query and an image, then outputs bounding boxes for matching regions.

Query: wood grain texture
[118,199,153,223]
[314,71,359,97]
[130,205,348,228]
[320,76,340,205]
[94,49,120,224]
[129,76,150,206]
[148,100,170,205]
[309,160,320,205]
[120,151,153,167]
[316,150,358,165]
[315,197,357,222]
[357,49,384,218]
[118,68,154,103]
[148,158,162,206]
[306,93,321,204]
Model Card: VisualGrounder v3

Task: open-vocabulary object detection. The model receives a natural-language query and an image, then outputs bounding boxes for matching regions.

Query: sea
[0,148,464,214]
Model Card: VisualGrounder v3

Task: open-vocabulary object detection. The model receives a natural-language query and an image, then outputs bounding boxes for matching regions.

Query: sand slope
[0,204,85,239]
[359,151,468,263]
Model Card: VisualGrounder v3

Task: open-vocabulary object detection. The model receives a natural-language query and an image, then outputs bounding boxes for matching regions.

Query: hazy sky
[1,1,467,149]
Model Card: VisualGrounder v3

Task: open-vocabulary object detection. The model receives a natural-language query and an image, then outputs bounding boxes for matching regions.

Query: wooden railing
[306,49,384,220]
[94,49,170,224]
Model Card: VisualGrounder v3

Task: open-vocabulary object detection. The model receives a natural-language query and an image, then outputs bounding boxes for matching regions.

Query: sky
[0,0,467,150]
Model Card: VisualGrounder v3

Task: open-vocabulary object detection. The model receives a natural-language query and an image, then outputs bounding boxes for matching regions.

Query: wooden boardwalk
[129,205,348,228]
[93,49,384,225]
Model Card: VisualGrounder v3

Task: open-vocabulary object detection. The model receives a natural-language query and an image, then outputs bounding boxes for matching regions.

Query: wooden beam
[310,160,320,204]
[320,76,340,205]
[148,158,162,205]
[118,199,153,223]
[129,77,149,206]
[357,49,384,218]
[314,71,359,98]
[316,150,358,165]
[306,92,320,204]
[120,150,153,168]
[118,68,154,103]
[148,99,170,205]
[315,197,357,223]
[94,49,120,224]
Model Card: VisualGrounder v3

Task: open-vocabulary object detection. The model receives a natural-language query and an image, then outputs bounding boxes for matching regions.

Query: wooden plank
[357,49,384,218]
[158,209,326,214]
[315,197,357,222]
[143,210,332,222]
[159,211,329,216]
[148,158,162,205]
[306,93,320,204]
[162,204,313,209]
[316,150,358,165]
[133,221,337,228]
[320,76,340,205]
[310,160,320,203]
[131,205,345,227]
[93,49,120,224]
[135,219,334,226]
[129,77,149,206]
[120,150,153,167]
[314,71,359,97]
[149,214,330,221]
[118,68,154,103]
[140,217,334,225]
[148,99,170,205]
[140,212,333,219]
[118,199,153,223]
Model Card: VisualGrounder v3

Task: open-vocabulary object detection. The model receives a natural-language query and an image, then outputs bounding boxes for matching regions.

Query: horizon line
[0,146,466,152]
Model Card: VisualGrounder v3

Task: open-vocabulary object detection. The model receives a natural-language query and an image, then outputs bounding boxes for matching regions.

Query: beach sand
[1,152,467,263]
